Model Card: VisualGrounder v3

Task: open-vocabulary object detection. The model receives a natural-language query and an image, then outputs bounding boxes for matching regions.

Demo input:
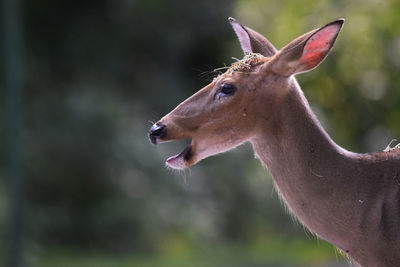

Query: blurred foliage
[1,0,400,266]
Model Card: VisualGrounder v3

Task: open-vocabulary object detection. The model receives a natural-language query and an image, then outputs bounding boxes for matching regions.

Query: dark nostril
[149,123,166,144]
[150,124,166,137]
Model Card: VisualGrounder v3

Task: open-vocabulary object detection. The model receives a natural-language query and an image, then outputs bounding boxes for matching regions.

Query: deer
[148,17,400,267]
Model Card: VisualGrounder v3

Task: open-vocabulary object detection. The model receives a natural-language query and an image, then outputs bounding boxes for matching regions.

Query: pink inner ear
[230,18,252,54]
[301,25,339,69]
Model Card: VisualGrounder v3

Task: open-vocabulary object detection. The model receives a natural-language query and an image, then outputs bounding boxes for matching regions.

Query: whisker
[193,63,232,82]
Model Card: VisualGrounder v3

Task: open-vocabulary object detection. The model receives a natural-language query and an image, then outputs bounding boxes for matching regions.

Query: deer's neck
[251,80,356,249]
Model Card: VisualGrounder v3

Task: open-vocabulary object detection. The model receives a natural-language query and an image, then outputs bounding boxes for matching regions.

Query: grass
[31,235,345,267]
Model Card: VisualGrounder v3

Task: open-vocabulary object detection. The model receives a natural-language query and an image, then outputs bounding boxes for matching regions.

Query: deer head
[149,18,344,169]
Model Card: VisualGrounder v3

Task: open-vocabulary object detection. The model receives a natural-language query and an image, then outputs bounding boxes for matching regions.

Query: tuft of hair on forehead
[227,53,265,74]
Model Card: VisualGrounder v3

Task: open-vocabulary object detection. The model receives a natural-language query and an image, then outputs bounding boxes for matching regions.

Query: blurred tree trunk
[2,0,26,266]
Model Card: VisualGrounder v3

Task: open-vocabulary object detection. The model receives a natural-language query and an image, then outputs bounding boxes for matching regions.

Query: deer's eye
[219,83,237,96]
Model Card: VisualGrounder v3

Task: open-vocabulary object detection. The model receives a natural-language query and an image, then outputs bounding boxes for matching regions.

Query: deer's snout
[149,123,167,144]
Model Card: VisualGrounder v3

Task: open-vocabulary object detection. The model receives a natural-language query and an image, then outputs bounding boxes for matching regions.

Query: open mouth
[166,139,193,170]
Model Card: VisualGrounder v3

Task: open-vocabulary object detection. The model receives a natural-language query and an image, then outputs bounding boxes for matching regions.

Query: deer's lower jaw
[166,140,193,169]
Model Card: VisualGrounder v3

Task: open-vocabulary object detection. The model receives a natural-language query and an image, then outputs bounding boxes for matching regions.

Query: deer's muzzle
[149,123,167,144]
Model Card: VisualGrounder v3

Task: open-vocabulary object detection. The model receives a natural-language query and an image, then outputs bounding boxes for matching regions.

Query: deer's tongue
[166,143,192,170]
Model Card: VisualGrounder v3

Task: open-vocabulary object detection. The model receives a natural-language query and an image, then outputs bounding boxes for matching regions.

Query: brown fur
[150,18,400,266]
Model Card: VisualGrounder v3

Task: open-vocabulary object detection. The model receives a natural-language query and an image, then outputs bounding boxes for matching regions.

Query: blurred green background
[2,0,400,266]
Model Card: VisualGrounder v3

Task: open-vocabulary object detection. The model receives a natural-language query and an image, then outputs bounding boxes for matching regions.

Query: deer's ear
[229,17,277,57]
[271,19,344,76]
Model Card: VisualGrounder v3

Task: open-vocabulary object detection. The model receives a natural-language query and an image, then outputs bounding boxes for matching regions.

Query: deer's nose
[149,123,166,144]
